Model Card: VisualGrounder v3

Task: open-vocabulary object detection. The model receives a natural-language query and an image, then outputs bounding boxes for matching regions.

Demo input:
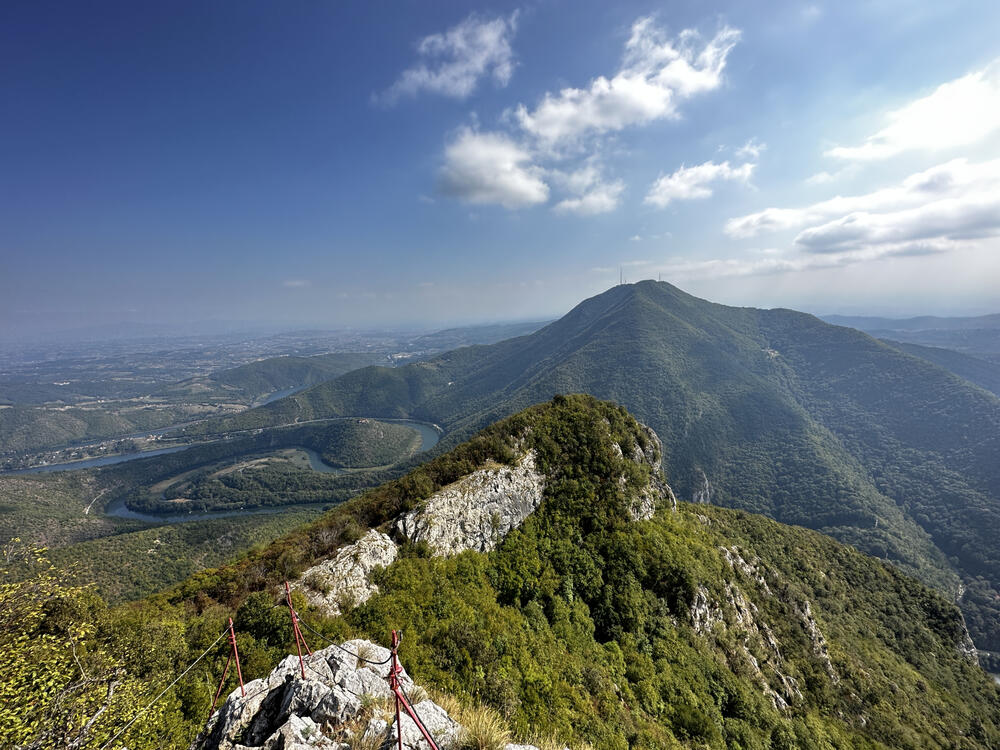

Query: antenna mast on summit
[619,266,623,286]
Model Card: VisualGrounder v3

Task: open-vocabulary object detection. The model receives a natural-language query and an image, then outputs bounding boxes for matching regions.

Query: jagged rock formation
[396,451,545,556]
[295,429,673,618]
[687,544,843,711]
[793,599,840,684]
[624,424,676,518]
[193,640,540,750]
[293,531,398,617]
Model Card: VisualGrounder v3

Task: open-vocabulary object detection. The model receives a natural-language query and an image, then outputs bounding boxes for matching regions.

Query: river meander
[4,417,442,524]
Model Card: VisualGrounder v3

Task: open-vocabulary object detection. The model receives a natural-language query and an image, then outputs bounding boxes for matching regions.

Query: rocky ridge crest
[193,639,539,750]
[294,424,674,617]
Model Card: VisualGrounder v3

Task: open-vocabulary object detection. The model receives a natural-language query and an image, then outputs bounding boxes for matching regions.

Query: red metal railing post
[209,651,233,718]
[387,629,439,750]
[209,618,245,717]
[228,617,245,697]
[392,630,404,750]
[285,581,311,679]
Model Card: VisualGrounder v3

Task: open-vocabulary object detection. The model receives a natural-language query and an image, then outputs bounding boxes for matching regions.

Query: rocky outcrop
[293,531,398,617]
[794,600,839,684]
[295,425,673,618]
[396,451,545,556]
[693,468,712,504]
[720,546,773,596]
[690,586,724,635]
[616,423,676,518]
[193,640,542,750]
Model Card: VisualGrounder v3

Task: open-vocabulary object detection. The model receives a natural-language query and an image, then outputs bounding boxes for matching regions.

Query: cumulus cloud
[793,194,1000,254]
[551,164,624,215]
[805,169,844,186]
[672,157,1000,283]
[649,241,964,283]
[726,157,1000,239]
[515,19,740,149]
[554,181,625,215]
[826,59,1000,160]
[437,127,549,209]
[431,17,741,212]
[645,160,754,207]
[380,12,519,102]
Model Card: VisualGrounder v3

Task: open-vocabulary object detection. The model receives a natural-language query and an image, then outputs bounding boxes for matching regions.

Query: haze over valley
[3,1,1000,748]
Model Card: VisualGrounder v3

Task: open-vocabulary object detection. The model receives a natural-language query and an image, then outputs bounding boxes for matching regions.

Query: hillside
[0,352,390,457]
[7,396,998,749]
[158,351,392,404]
[824,313,1000,362]
[880,339,1000,396]
[178,281,1000,653]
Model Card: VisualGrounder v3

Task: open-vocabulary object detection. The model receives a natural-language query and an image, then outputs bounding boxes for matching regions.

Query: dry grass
[354,641,378,667]
[455,704,511,750]
[427,687,464,719]
[406,684,429,704]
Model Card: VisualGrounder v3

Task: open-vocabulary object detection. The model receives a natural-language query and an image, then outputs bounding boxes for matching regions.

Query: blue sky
[2,0,1000,336]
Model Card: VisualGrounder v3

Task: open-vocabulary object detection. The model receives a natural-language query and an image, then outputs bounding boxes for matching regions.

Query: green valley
[4,397,998,749]
[177,281,1000,654]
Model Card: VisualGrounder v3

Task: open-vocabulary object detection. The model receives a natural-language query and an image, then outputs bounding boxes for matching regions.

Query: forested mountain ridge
[179,281,1000,653]
[880,339,1000,396]
[7,396,999,750]
[823,313,1000,362]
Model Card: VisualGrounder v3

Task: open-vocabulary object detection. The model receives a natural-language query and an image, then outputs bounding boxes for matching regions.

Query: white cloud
[804,171,836,186]
[649,242,957,283]
[645,160,754,207]
[515,19,740,149]
[554,181,624,215]
[735,139,766,160]
[684,159,1000,278]
[381,12,519,102]
[551,163,624,215]
[283,280,310,288]
[678,157,1000,282]
[826,59,1000,160]
[803,169,858,186]
[794,194,1000,254]
[431,16,742,212]
[437,128,549,209]
[726,157,1000,238]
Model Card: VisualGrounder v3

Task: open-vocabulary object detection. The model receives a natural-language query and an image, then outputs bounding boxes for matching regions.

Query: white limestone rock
[396,451,545,556]
[387,700,462,750]
[292,530,398,617]
[261,714,341,749]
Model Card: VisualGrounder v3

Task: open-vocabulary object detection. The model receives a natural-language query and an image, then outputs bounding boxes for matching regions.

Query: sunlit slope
[163,396,1000,750]
[183,281,1000,649]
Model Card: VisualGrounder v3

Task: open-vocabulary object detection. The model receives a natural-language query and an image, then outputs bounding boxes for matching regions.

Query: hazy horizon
[3,1,999,338]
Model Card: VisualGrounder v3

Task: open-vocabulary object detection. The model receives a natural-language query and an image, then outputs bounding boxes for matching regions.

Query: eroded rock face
[296,424,674,619]
[192,640,548,750]
[292,531,398,617]
[396,451,545,556]
[794,599,839,684]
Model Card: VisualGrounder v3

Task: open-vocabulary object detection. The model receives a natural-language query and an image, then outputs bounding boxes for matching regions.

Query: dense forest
[171,281,1000,653]
[4,397,998,749]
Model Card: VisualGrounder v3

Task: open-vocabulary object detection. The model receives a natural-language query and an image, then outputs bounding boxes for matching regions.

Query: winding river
[3,445,191,475]
[5,417,442,524]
